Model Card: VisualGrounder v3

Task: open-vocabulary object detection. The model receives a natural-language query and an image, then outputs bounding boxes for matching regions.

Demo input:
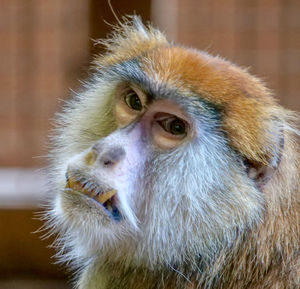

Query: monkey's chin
[64,170,123,222]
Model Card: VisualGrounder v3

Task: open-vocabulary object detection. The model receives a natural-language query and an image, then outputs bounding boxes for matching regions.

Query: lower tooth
[107,204,113,212]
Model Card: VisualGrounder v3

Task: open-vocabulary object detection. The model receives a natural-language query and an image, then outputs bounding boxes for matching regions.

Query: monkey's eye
[158,116,187,136]
[151,110,190,149]
[124,91,143,111]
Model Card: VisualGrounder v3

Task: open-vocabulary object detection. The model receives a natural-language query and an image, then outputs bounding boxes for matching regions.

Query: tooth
[106,204,113,213]
[65,175,92,196]
[66,177,81,191]
[90,184,98,194]
[95,189,117,204]
[94,188,103,196]
[65,171,117,204]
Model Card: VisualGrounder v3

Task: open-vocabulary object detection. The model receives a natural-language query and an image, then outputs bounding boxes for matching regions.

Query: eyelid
[154,113,188,128]
[151,112,189,141]
[159,118,187,136]
[151,121,187,149]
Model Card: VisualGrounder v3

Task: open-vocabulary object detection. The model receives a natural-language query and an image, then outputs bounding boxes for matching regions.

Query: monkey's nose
[99,147,126,167]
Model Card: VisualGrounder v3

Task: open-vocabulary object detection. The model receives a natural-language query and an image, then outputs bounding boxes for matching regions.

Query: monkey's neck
[79,243,247,289]
[79,219,300,289]
[80,260,200,289]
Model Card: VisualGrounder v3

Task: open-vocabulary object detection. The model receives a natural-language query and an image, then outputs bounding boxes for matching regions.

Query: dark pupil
[170,119,185,135]
[129,94,142,110]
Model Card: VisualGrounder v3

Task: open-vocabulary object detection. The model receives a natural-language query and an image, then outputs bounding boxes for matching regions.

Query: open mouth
[65,170,122,221]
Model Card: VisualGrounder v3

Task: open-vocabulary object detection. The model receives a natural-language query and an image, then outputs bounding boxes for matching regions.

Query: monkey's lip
[65,170,122,221]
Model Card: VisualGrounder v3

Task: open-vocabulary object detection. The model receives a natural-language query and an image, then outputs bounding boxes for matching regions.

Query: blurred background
[1,0,299,288]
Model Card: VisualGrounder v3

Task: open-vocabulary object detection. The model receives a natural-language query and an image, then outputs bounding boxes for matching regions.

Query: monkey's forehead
[140,46,276,107]
[98,45,281,164]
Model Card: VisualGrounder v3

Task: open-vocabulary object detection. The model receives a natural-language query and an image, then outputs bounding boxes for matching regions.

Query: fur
[45,17,300,289]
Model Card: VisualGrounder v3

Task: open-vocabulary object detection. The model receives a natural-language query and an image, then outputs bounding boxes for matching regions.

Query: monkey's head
[49,17,291,269]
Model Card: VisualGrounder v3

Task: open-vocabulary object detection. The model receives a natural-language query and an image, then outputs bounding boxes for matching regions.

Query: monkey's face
[52,68,263,266]
[50,20,280,266]
[63,91,192,224]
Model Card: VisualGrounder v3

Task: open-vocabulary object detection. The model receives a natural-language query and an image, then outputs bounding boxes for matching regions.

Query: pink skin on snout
[92,122,148,181]
[89,122,148,226]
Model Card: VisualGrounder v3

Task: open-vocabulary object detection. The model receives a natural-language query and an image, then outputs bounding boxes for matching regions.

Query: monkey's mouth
[65,171,122,221]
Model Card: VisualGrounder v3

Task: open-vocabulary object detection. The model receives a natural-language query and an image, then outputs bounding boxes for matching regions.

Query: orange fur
[141,46,284,164]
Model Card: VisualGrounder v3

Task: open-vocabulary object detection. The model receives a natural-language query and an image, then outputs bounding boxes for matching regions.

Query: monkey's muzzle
[65,170,121,221]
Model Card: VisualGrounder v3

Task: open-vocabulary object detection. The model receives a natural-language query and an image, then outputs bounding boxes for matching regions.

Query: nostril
[103,159,113,166]
[100,147,126,167]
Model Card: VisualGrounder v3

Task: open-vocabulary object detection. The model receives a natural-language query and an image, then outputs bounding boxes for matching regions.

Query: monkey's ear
[245,128,284,187]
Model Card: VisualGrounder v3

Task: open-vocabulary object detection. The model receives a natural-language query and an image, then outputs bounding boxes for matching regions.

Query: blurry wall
[1,0,89,167]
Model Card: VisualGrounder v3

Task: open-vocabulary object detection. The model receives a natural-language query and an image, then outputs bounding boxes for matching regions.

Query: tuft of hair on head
[93,15,169,69]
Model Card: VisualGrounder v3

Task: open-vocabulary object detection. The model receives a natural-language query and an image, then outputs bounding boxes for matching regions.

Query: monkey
[45,16,300,289]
